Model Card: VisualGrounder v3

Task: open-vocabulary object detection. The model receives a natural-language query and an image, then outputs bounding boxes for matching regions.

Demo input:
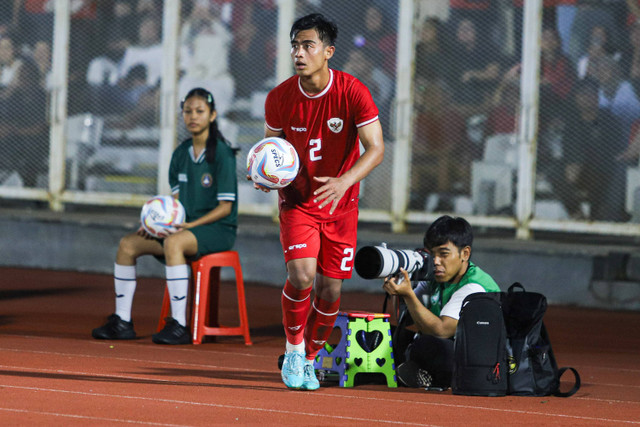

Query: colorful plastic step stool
[313,311,397,387]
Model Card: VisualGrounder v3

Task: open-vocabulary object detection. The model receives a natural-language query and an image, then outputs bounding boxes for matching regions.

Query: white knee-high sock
[114,263,136,322]
[166,264,190,327]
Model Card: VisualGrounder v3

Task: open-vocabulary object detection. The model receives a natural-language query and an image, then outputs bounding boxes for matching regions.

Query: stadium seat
[157,251,252,345]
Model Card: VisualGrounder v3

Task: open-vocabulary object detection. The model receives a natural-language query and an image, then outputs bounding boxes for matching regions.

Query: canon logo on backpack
[476,321,490,325]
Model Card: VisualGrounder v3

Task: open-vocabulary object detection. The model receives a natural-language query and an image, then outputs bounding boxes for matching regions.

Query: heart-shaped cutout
[356,330,383,352]
[376,358,386,367]
[354,357,363,367]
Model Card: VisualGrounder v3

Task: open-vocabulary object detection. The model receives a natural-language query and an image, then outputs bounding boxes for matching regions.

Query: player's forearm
[188,201,232,227]
[342,121,385,185]
[340,142,384,187]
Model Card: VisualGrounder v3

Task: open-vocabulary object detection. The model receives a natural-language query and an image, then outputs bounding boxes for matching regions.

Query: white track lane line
[0,384,435,426]
[0,407,185,426]
[0,347,265,373]
[0,365,638,425]
[1,335,268,358]
[2,347,639,393]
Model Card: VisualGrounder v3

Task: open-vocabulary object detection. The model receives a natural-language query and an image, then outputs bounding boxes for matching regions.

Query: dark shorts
[154,222,236,264]
[190,222,236,258]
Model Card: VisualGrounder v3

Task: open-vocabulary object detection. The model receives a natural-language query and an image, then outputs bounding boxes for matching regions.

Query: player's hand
[247,174,271,192]
[313,176,349,214]
[170,222,191,232]
[382,268,412,297]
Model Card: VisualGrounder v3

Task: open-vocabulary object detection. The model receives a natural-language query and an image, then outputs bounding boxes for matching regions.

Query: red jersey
[264,69,379,220]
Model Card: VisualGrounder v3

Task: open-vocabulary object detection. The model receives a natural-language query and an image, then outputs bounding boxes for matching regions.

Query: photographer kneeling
[383,215,500,389]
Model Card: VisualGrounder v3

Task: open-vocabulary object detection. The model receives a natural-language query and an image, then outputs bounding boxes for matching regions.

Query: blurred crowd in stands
[411,0,640,221]
[0,0,639,221]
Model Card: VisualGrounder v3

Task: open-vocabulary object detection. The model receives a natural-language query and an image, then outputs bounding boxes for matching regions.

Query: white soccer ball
[140,195,186,238]
[246,137,300,189]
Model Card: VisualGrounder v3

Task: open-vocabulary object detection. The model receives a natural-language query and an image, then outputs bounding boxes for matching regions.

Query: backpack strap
[554,367,581,397]
[508,282,526,293]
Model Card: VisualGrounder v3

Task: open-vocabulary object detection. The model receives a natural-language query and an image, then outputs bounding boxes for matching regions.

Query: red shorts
[279,208,358,280]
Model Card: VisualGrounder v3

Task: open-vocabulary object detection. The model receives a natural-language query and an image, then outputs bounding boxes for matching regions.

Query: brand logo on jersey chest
[327,118,343,133]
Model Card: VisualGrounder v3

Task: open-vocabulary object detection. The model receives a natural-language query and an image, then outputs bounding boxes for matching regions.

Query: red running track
[0,267,639,425]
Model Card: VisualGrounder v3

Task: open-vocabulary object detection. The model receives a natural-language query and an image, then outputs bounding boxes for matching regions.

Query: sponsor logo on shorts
[288,243,307,251]
[288,325,302,331]
[312,340,325,346]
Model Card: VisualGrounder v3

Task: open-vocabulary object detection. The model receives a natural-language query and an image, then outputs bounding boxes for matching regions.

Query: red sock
[281,280,312,346]
[304,296,340,360]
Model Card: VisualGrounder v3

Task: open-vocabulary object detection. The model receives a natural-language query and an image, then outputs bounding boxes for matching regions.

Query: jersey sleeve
[349,78,380,128]
[440,283,486,320]
[264,89,283,133]
[215,144,237,203]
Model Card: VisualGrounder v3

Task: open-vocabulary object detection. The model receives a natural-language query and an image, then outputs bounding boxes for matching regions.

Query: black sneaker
[397,360,433,388]
[92,314,136,340]
[152,317,191,345]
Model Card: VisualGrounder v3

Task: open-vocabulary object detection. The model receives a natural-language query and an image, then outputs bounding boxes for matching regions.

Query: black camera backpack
[501,283,580,397]
[452,292,508,396]
[452,283,581,397]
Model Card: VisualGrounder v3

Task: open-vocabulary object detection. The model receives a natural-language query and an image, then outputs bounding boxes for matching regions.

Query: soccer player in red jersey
[257,13,385,390]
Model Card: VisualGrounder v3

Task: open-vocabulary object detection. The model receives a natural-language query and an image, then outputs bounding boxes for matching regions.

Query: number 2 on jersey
[309,138,322,161]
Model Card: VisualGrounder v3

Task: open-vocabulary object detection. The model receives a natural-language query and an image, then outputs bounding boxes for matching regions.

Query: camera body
[354,243,434,282]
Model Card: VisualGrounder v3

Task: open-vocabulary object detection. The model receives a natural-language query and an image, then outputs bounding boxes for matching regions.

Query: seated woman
[92,88,238,344]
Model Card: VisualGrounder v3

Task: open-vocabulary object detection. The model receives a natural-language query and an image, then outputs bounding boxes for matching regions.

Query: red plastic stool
[157,251,252,345]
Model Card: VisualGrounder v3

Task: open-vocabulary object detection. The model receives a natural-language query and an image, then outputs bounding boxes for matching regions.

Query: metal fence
[1,0,639,238]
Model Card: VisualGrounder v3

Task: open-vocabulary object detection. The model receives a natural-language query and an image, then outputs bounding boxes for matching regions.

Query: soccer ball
[246,137,300,189]
[140,195,186,238]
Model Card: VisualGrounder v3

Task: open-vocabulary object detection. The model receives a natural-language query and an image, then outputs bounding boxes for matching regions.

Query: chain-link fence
[0,0,639,237]
[410,0,640,234]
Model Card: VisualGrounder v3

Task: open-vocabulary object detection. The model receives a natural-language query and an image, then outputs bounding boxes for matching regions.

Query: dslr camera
[354,243,434,282]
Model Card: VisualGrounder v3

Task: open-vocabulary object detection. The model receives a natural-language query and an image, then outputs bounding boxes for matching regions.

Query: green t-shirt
[168,138,238,228]
[414,261,500,318]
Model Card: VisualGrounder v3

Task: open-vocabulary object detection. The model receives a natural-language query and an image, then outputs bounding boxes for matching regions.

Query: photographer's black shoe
[92,314,136,340]
[397,360,433,388]
[152,317,191,345]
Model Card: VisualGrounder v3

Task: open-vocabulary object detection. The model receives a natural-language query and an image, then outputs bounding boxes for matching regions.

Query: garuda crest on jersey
[327,117,343,133]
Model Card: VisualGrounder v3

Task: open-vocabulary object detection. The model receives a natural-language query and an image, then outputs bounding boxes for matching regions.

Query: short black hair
[290,13,338,46]
[423,215,473,251]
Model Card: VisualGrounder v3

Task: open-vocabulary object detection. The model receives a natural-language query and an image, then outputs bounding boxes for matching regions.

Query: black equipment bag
[452,292,508,396]
[501,283,581,397]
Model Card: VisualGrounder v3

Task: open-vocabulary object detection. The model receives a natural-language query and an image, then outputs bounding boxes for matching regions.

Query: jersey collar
[188,144,206,163]
[297,68,334,99]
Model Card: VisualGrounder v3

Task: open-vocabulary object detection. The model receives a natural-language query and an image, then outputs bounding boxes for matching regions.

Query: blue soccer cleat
[281,350,305,389]
[301,359,320,390]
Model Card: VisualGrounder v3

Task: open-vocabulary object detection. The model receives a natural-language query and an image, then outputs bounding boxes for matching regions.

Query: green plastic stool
[314,311,397,387]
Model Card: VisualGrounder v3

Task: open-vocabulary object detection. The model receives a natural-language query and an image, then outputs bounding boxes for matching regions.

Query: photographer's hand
[382,268,412,297]
[384,267,457,339]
